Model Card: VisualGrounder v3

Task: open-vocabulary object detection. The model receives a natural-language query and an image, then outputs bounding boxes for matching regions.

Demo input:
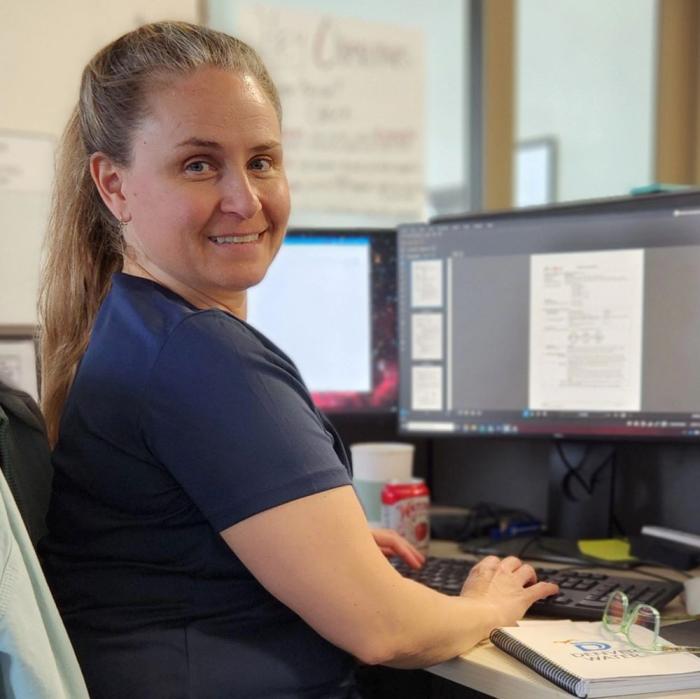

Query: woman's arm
[221,485,557,668]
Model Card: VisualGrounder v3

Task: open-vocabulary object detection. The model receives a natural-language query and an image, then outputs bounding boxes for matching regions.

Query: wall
[0,0,199,325]
[515,0,657,203]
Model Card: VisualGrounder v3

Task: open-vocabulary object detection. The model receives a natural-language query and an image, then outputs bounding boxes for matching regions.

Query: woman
[39,21,557,699]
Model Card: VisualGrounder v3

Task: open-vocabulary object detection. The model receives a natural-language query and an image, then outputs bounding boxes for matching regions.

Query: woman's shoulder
[106,274,254,344]
[101,274,300,382]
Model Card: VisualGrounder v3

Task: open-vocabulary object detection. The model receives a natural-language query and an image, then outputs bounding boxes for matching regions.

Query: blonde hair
[39,21,281,444]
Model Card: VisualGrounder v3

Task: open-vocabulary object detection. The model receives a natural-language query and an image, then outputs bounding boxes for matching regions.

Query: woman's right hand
[459,555,559,628]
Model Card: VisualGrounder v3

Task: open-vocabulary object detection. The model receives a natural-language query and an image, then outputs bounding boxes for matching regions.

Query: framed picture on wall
[515,137,557,207]
[0,326,39,402]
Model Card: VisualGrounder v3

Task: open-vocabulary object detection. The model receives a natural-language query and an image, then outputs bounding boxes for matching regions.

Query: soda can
[381,478,430,554]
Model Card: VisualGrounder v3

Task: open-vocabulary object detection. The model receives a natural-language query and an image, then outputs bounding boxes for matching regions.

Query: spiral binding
[489,628,586,698]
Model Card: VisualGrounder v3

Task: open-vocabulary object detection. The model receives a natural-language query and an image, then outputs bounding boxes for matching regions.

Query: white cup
[684,577,700,615]
[350,442,414,526]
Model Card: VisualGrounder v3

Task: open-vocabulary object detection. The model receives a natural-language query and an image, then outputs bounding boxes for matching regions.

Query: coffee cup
[350,442,414,526]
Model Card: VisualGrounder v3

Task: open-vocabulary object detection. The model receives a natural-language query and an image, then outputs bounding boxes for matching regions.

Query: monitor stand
[546,440,617,540]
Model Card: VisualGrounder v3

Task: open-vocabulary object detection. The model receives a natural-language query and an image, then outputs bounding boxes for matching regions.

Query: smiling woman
[36,20,557,699]
[90,67,290,316]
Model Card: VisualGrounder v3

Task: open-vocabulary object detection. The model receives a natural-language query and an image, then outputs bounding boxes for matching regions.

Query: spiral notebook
[490,620,700,698]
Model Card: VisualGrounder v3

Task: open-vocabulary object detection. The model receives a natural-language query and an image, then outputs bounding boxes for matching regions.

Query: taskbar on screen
[399,410,700,439]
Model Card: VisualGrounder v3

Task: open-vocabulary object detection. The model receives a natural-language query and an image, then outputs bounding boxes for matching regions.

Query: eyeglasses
[602,589,700,654]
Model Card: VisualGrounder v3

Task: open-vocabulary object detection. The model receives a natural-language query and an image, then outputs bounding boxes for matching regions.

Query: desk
[424,540,700,699]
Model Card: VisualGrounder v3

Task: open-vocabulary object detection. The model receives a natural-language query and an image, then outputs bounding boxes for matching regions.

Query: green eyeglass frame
[602,589,700,654]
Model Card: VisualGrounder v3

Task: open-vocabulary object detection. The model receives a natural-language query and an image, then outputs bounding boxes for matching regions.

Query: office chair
[0,381,52,546]
[0,380,89,698]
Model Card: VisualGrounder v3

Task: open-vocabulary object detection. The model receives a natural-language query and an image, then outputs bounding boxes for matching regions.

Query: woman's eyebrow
[175,137,222,149]
[174,138,281,152]
[251,140,282,153]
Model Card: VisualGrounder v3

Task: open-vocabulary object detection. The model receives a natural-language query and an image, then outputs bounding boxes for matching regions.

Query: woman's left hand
[371,528,425,570]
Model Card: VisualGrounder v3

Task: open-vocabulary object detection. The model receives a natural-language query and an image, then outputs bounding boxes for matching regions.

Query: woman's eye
[249,157,272,172]
[185,160,214,174]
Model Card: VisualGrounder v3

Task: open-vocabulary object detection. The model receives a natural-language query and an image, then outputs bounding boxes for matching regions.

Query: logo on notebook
[571,641,612,652]
[555,639,613,652]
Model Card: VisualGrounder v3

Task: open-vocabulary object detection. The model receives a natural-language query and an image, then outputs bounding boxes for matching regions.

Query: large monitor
[398,191,700,439]
[247,228,398,413]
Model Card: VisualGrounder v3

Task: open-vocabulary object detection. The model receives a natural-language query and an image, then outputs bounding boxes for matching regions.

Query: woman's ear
[89,152,131,222]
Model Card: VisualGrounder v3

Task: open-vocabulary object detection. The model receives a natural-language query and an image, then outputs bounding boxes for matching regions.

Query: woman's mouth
[209,232,262,245]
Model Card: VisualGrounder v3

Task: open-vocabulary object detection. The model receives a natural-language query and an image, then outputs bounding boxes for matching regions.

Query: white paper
[411,259,443,308]
[529,249,644,411]
[516,141,552,207]
[0,339,38,401]
[411,365,443,411]
[411,313,443,360]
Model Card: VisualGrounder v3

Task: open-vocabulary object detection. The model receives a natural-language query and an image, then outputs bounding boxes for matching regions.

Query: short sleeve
[139,312,352,531]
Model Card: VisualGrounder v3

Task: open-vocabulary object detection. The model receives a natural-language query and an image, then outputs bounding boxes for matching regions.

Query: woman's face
[117,67,290,312]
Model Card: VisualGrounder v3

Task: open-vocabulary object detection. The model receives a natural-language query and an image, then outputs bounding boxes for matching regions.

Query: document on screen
[529,249,644,411]
[411,259,443,308]
[411,365,443,411]
[411,312,443,361]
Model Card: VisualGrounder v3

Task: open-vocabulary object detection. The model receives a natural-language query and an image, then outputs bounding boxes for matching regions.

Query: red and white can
[381,478,430,554]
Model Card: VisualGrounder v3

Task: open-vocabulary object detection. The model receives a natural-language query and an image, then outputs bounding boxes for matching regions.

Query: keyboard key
[559,580,579,589]
[576,599,608,609]
[551,595,573,605]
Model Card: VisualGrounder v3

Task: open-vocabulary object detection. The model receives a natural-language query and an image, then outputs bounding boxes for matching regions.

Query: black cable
[556,441,594,499]
[515,534,543,560]
[555,441,622,537]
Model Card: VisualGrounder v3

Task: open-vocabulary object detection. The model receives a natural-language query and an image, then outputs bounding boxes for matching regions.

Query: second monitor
[247,228,398,414]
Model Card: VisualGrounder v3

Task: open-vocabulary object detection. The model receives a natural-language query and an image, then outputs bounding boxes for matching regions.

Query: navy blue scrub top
[40,273,357,698]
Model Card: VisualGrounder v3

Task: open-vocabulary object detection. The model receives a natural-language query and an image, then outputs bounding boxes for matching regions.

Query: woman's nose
[219,172,263,219]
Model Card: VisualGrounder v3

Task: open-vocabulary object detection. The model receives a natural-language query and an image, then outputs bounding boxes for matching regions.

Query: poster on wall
[0,333,39,402]
[234,3,426,219]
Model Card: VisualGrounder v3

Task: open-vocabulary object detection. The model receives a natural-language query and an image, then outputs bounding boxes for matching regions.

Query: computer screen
[398,191,700,439]
[247,228,398,413]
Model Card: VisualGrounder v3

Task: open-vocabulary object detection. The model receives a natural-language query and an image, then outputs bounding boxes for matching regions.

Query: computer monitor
[397,190,700,440]
[247,228,397,413]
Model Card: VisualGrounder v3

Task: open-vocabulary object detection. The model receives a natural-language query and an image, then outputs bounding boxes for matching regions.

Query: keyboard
[391,555,684,620]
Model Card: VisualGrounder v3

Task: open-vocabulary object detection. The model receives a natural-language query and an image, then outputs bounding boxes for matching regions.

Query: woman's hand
[460,555,559,627]
[371,528,425,569]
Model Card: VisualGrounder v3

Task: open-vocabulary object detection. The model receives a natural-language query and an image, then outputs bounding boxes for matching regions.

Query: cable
[555,441,623,537]
[556,441,594,499]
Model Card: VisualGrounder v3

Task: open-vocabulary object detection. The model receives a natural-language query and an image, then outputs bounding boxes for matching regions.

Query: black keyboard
[391,555,684,620]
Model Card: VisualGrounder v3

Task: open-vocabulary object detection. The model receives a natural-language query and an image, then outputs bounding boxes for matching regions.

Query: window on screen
[247,237,372,394]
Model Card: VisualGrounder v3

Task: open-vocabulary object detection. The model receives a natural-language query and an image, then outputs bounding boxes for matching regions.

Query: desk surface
[426,540,700,699]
